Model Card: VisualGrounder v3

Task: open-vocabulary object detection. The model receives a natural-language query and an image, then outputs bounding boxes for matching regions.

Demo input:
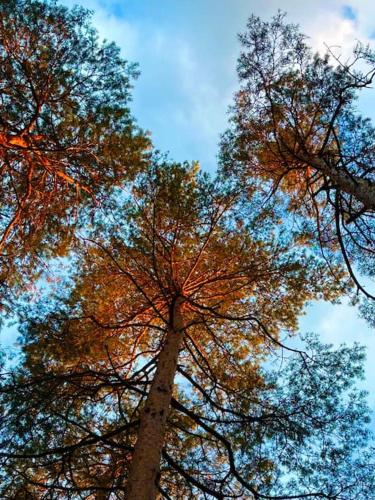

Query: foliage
[0,162,372,498]
[220,12,375,301]
[0,0,149,300]
[0,5,374,499]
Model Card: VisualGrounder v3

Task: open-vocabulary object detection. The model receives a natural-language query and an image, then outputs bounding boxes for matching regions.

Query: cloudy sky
[45,0,375,413]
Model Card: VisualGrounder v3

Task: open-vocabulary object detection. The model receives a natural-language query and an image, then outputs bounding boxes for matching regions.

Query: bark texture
[307,156,375,211]
[126,296,185,500]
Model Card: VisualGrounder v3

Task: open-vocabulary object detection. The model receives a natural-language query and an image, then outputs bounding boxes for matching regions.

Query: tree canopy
[0,5,374,500]
[0,0,149,299]
[0,161,373,499]
[220,12,375,302]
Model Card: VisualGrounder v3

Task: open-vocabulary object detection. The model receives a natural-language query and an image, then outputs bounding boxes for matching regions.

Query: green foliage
[0,5,373,499]
[220,11,375,302]
[0,0,149,301]
[0,161,371,498]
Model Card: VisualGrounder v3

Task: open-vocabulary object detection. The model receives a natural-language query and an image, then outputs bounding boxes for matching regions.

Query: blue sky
[8,0,375,411]
[59,0,375,170]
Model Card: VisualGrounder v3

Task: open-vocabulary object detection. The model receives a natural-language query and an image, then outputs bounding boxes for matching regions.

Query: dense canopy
[0,0,149,297]
[0,4,374,500]
[0,162,373,498]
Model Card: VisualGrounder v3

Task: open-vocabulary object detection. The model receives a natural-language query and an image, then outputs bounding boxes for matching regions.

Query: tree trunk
[307,156,375,211]
[126,296,185,500]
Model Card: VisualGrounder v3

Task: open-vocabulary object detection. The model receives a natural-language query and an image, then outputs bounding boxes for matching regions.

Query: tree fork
[126,295,185,500]
[307,155,375,212]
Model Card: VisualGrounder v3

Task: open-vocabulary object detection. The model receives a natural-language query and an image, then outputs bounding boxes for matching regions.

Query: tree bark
[306,155,375,211]
[126,296,185,500]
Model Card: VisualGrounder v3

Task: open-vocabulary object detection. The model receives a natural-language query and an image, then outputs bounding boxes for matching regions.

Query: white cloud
[60,0,375,161]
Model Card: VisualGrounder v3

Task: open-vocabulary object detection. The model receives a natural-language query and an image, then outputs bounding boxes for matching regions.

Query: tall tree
[2,161,372,499]
[220,12,375,300]
[0,0,149,298]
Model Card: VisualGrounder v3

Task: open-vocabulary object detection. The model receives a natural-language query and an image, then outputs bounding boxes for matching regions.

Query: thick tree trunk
[307,156,375,211]
[126,296,185,500]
